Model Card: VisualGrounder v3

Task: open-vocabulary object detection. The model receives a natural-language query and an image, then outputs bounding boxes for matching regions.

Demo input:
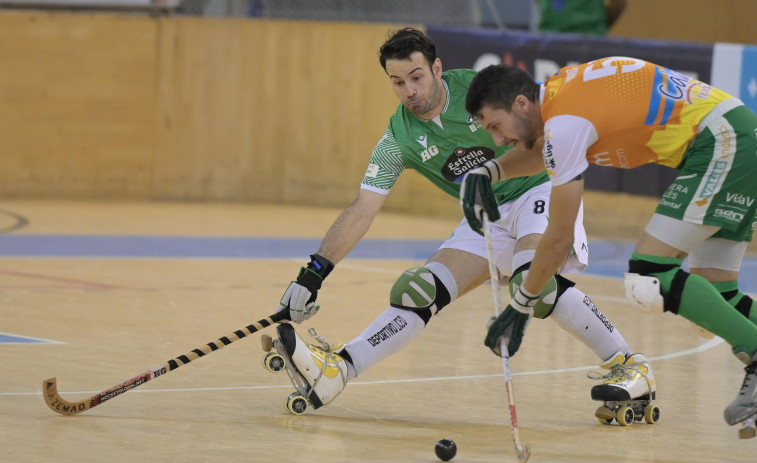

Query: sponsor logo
[416,134,428,149]
[717,124,735,159]
[726,193,755,207]
[542,136,556,171]
[659,198,682,210]
[367,316,409,347]
[590,148,630,169]
[662,183,689,201]
[658,71,691,100]
[714,208,744,222]
[420,144,440,162]
[583,296,614,333]
[365,164,379,178]
[441,146,494,181]
[467,116,482,132]
[696,160,728,203]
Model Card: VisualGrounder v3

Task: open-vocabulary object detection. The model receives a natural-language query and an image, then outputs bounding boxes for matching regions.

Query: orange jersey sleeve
[541,57,734,170]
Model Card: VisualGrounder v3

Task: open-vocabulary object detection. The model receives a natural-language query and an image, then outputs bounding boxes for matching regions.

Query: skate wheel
[263,352,286,372]
[261,334,273,352]
[594,406,614,423]
[739,426,756,439]
[285,392,308,415]
[616,406,634,426]
[643,403,660,424]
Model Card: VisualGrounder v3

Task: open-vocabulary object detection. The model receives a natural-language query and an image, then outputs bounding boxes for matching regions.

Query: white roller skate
[261,323,348,415]
[590,352,659,426]
[724,359,757,439]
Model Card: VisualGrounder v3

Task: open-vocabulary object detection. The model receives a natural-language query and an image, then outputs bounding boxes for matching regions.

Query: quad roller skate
[261,323,348,415]
[590,352,660,426]
[724,360,757,439]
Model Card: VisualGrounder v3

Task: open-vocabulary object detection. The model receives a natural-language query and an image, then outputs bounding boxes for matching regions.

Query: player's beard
[406,78,443,118]
[514,111,539,150]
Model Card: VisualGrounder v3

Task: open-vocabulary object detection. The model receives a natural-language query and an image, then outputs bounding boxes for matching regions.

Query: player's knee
[508,263,575,319]
[626,257,689,314]
[390,267,451,324]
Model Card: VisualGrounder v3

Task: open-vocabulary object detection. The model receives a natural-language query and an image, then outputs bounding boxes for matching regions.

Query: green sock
[632,253,757,357]
[712,280,757,325]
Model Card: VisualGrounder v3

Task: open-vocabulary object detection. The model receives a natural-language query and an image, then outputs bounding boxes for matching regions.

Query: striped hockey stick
[43,311,289,415]
[482,213,532,462]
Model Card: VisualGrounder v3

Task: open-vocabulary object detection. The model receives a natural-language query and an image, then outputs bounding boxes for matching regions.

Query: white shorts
[440,182,589,276]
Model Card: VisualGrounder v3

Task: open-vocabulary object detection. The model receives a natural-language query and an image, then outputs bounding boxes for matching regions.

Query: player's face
[385,52,444,119]
[475,102,542,151]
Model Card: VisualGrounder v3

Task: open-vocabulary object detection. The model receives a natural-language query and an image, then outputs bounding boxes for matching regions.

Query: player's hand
[460,161,501,235]
[484,304,532,357]
[277,254,334,324]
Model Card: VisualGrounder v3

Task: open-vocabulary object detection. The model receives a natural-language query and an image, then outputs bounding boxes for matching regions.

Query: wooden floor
[1,200,754,462]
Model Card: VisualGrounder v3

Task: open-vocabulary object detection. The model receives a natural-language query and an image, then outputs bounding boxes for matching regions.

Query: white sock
[342,306,426,380]
[550,286,630,362]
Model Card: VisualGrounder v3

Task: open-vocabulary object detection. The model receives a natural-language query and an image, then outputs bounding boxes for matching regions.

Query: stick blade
[42,377,91,416]
[517,443,532,462]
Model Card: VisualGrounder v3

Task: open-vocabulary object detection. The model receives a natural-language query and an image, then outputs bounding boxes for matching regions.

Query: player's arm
[316,189,386,264]
[277,188,385,323]
[521,178,584,295]
[279,128,402,323]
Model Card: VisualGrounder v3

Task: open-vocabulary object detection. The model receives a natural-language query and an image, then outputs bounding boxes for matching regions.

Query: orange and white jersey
[540,56,735,186]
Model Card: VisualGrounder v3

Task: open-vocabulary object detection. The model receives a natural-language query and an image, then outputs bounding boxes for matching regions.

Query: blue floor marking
[0,332,61,344]
[0,234,755,292]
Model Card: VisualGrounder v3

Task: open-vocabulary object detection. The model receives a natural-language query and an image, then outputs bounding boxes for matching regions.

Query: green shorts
[656,103,757,243]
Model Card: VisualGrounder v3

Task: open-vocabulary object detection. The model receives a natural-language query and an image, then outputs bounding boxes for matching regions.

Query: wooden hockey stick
[482,213,532,462]
[43,311,289,415]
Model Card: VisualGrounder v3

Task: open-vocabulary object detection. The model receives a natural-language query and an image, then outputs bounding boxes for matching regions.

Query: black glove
[484,305,532,357]
[278,253,334,323]
[460,161,501,235]
[484,285,538,357]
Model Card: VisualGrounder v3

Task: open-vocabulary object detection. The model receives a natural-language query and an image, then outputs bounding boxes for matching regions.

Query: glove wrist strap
[511,286,538,314]
[308,253,335,279]
[482,159,504,183]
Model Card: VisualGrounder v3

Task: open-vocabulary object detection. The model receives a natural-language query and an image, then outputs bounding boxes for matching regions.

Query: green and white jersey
[362,68,549,204]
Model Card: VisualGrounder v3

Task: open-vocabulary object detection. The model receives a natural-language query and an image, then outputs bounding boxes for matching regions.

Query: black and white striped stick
[43,311,288,415]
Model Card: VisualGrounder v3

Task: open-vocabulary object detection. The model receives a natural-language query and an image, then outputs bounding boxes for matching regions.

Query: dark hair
[378,27,436,72]
[466,65,540,116]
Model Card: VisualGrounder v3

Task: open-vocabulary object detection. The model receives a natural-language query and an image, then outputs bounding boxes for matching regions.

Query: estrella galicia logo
[443,146,495,182]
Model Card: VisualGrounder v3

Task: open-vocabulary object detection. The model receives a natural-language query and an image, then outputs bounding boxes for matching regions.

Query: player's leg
[628,103,757,427]
[629,221,757,425]
[690,239,757,326]
[273,246,488,409]
[687,237,757,427]
[340,247,487,376]
[504,182,655,406]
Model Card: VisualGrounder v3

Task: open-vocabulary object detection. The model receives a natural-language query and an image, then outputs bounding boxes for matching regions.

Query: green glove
[484,305,532,357]
[460,163,501,235]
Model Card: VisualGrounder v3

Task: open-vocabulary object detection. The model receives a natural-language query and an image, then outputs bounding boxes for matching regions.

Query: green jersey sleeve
[361,129,405,194]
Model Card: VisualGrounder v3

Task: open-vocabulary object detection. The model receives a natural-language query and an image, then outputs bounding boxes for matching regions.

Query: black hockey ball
[435,438,457,461]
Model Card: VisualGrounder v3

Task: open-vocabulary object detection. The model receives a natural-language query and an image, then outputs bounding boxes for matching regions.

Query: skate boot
[590,352,660,426]
[724,357,757,439]
[261,323,348,415]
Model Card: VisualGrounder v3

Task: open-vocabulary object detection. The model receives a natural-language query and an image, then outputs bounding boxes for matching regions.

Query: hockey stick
[43,311,289,415]
[482,213,532,462]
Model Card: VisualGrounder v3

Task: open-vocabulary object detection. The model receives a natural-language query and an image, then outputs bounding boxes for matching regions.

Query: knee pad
[390,267,451,324]
[508,263,575,319]
[623,273,664,314]
[627,257,689,314]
